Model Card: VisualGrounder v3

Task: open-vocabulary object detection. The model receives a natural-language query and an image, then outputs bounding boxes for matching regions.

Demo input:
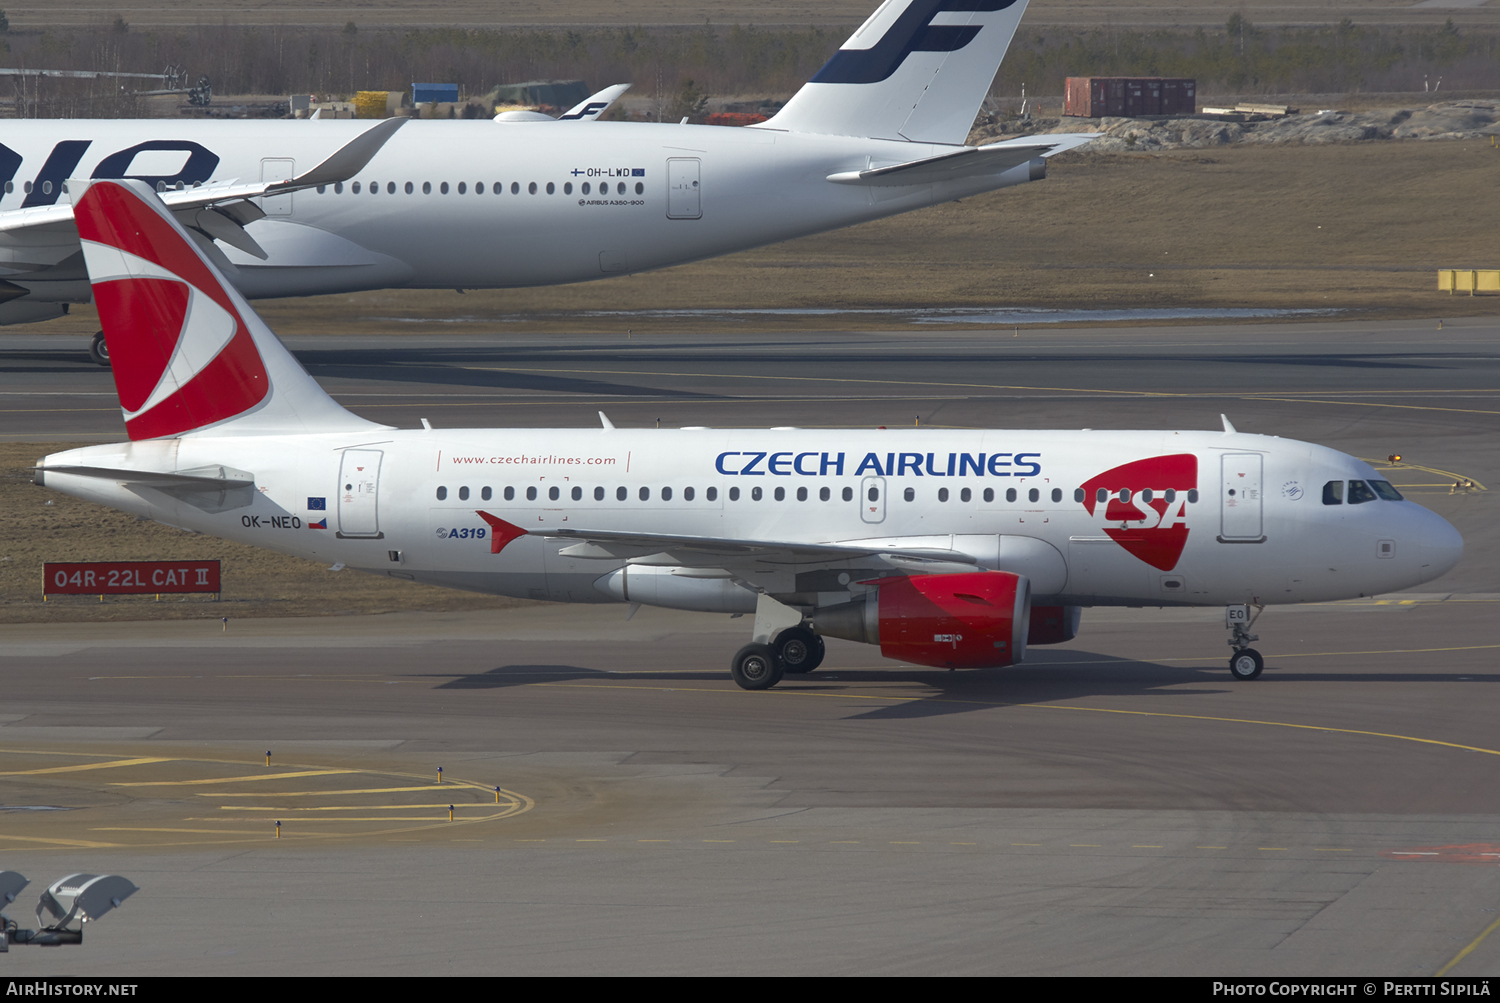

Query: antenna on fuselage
[1221,414,1237,435]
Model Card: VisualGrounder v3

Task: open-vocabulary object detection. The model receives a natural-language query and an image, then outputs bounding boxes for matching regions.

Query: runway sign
[44,560,220,596]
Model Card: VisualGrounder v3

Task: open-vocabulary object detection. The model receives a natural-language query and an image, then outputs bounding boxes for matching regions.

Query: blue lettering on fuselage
[715,450,1041,477]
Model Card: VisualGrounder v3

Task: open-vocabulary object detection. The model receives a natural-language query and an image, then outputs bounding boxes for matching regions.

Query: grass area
[0,444,534,623]
[20,140,1498,344]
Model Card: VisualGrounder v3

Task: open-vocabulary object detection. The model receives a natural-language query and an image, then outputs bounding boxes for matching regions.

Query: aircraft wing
[826,132,1099,187]
[0,119,406,264]
[529,525,977,571]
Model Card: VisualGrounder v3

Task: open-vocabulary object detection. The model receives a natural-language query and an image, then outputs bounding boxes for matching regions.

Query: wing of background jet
[0,118,406,269]
[826,132,1098,186]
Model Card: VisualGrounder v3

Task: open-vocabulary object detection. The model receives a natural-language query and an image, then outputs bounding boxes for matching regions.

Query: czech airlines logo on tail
[73,181,269,440]
[1079,454,1198,571]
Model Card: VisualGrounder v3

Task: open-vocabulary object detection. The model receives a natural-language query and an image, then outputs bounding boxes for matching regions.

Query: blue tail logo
[810,0,1021,85]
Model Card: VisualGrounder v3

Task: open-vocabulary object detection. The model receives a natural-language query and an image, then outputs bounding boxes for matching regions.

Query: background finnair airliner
[0,0,1095,358]
[35,179,1464,689]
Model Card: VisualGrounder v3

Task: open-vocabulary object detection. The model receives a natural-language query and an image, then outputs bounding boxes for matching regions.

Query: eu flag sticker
[632,168,645,176]
[308,497,326,510]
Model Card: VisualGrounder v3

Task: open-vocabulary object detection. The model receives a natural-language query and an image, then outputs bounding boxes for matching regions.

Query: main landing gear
[88,331,110,367]
[1225,603,1265,680]
[728,595,824,690]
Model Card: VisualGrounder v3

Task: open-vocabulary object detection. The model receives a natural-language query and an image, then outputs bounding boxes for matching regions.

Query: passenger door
[666,158,701,219]
[1220,453,1264,541]
[338,449,382,538]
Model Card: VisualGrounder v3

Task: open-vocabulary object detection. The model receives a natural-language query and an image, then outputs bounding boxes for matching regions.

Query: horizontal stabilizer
[35,463,254,488]
[826,133,1099,186]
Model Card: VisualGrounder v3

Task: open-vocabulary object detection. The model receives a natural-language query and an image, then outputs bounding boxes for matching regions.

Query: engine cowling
[1027,605,1083,645]
[812,570,1031,670]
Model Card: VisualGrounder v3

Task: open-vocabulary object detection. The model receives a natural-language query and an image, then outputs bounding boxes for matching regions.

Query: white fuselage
[2,120,1034,307]
[40,427,1463,612]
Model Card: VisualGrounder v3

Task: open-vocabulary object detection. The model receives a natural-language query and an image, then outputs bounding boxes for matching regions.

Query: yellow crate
[1438,269,1498,295]
[1479,270,1500,293]
[353,91,390,120]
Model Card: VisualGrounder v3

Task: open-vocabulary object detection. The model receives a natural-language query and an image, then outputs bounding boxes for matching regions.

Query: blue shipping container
[412,83,459,104]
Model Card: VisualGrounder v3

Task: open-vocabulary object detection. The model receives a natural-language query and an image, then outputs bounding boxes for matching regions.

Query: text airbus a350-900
[0,0,1092,365]
[34,177,1463,689]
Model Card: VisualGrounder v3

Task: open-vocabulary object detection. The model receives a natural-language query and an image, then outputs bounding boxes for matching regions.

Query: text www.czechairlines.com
[447,455,619,466]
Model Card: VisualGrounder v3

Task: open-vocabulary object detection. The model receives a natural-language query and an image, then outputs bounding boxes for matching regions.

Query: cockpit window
[1322,480,1343,505]
[1369,480,1404,501]
[1347,480,1378,504]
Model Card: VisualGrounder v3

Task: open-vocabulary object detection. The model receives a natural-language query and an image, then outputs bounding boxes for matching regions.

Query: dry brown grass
[0,444,534,623]
[15,0,1487,29]
[19,140,1497,345]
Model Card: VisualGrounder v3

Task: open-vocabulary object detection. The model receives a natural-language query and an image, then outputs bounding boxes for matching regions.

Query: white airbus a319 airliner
[35,179,1464,688]
[1,0,1095,362]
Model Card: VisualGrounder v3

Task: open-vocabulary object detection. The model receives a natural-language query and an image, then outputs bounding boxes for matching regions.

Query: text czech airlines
[714,451,1043,477]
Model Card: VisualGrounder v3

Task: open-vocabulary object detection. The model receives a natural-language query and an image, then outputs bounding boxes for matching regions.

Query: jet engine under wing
[826,132,1099,187]
[534,526,979,570]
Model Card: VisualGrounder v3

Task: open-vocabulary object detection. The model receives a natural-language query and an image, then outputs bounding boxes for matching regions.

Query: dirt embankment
[970,100,1500,152]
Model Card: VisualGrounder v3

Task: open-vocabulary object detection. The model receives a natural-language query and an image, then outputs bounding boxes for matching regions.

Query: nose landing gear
[1225,603,1264,680]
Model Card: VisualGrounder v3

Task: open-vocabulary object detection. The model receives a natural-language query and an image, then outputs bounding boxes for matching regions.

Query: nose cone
[1415,507,1463,583]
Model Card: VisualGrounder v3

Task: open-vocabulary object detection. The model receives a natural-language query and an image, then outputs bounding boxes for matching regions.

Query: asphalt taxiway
[1,317,1497,975]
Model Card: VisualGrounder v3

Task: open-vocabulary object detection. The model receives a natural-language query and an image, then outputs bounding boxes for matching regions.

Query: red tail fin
[74,179,381,440]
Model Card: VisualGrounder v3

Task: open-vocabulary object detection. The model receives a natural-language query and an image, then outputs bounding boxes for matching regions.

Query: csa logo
[1078,454,1198,571]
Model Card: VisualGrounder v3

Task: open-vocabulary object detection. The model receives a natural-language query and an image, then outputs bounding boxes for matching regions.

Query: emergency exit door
[1220,453,1264,541]
[860,476,886,524]
[338,449,383,538]
[666,158,701,219]
[260,158,295,215]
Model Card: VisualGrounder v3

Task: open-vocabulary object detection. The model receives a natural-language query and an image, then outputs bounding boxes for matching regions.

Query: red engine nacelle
[1027,605,1083,645]
[813,571,1032,670]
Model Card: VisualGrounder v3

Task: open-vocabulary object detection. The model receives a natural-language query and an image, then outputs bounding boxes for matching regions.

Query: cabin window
[422,181,431,194]
[526,486,537,501]
[386,182,396,194]
[582,182,591,194]
[706,487,718,501]
[774,487,785,501]
[842,487,853,502]
[797,486,808,502]
[1096,488,1108,504]
[1141,489,1153,503]
[511,182,520,194]
[571,486,583,501]
[1074,488,1084,502]
[351,182,361,193]
[528,182,538,194]
[564,182,573,194]
[1007,488,1018,503]
[820,487,831,502]
[594,486,605,501]
[639,486,650,501]
[1029,488,1040,503]
[635,182,645,195]
[903,487,915,502]
[938,488,949,502]
[458,182,467,194]
[504,486,515,501]
[436,486,447,500]
[961,488,971,502]
[440,182,450,194]
[1051,488,1062,503]
[334,182,343,194]
[545,182,555,194]
[481,487,492,501]
[1165,489,1176,503]
[1187,489,1199,503]
[662,487,673,501]
[617,486,628,501]
[868,486,879,502]
[316,185,326,194]
[406,182,416,194]
[458,486,470,501]
[545,486,557,501]
[684,486,695,501]
[984,488,995,503]
[728,487,739,501]
[751,486,763,501]
[476,182,486,194]
[1118,489,1130,503]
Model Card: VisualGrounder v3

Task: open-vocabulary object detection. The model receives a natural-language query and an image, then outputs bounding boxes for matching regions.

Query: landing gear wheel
[88,331,110,367]
[730,643,783,690]
[775,626,824,673]
[1228,648,1264,681]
